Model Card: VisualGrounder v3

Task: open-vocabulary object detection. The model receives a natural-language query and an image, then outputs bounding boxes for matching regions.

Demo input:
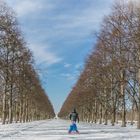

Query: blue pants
[69,122,78,133]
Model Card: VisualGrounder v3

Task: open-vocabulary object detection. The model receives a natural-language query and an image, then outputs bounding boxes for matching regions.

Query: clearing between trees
[0,119,140,140]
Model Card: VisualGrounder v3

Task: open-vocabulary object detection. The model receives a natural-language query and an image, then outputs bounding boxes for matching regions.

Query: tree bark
[2,91,7,125]
[137,68,140,129]
[8,84,13,124]
[121,69,126,127]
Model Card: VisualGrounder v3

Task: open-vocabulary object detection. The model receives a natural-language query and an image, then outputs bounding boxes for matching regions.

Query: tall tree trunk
[25,99,29,122]
[111,82,116,126]
[91,106,94,123]
[104,97,108,125]
[9,84,13,124]
[131,103,134,125]
[104,109,108,125]
[104,88,108,125]
[137,68,140,129]
[112,106,116,126]
[121,69,126,127]
[99,104,102,124]
[2,91,7,125]
[19,99,23,123]
[22,99,26,123]
[94,100,97,123]
[15,101,19,123]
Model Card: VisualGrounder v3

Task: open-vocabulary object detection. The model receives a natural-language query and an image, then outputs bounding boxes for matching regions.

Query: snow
[0,119,140,140]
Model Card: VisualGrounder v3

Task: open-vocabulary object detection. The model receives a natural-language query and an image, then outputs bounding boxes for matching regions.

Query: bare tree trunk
[8,85,13,124]
[131,102,134,125]
[121,69,126,127]
[112,106,116,126]
[91,106,94,123]
[82,107,85,122]
[22,99,26,123]
[25,99,29,122]
[137,100,140,129]
[104,99,108,125]
[15,101,19,123]
[137,68,140,129]
[2,91,7,125]
[111,82,116,126]
[104,88,108,125]
[19,99,23,123]
[104,109,108,125]
[94,100,97,123]
[99,104,102,124]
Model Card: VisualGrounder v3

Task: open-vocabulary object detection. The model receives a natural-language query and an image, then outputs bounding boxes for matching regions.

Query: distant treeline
[0,1,55,124]
[59,1,140,129]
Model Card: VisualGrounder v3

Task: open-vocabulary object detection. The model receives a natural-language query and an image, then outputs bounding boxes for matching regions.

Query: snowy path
[0,119,140,140]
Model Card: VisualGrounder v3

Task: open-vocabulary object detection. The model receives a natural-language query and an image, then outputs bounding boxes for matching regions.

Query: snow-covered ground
[0,119,140,140]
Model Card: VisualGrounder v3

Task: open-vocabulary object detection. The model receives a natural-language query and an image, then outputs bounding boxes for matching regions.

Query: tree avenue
[0,1,55,124]
[59,1,140,129]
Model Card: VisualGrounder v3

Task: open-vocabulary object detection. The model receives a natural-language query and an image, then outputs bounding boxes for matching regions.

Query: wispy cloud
[64,63,71,68]
[15,1,42,17]
[24,0,115,43]
[5,0,54,17]
[75,63,83,70]
[61,63,82,81]
[29,43,62,66]
[60,73,75,81]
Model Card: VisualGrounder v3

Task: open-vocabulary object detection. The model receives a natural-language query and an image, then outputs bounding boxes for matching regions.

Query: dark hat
[73,108,76,113]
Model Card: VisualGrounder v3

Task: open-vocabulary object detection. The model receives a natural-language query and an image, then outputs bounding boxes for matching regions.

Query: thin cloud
[16,1,42,17]
[29,44,62,66]
[75,63,83,70]
[60,73,75,81]
[30,0,115,43]
[64,63,71,68]
[5,0,54,17]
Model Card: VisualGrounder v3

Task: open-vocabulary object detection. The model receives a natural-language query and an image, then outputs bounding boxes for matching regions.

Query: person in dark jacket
[69,108,79,123]
[68,108,79,134]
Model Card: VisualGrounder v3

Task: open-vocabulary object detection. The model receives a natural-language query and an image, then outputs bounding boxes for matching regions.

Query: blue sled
[68,123,79,133]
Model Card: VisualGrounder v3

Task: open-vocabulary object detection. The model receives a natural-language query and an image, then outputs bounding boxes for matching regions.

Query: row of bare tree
[0,1,55,124]
[59,1,140,129]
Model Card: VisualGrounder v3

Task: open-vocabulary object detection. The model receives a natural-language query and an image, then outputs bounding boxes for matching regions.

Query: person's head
[72,108,76,113]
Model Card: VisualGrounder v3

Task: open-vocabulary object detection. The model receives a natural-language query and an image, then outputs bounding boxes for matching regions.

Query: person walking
[68,108,79,134]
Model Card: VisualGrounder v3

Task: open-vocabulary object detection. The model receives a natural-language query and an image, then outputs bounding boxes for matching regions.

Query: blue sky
[5,0,115,113]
